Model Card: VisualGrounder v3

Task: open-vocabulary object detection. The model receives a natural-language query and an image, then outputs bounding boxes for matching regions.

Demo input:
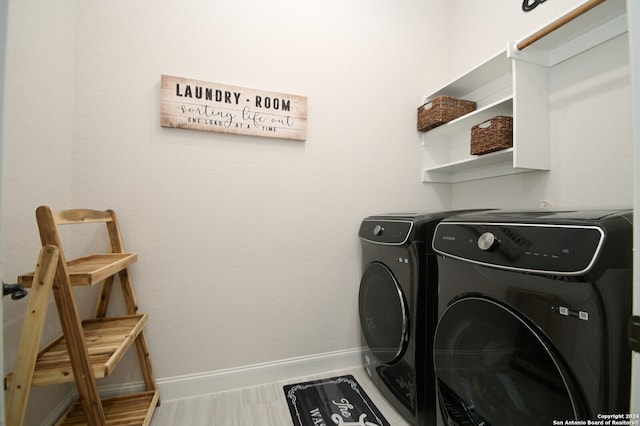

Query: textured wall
[2,0,447,395]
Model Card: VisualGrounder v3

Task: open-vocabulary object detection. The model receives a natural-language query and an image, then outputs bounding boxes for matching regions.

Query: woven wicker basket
[417,96,477,132]
[470,116,513,155]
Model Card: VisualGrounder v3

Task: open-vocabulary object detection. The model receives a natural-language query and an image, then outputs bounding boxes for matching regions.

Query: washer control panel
[433,222,604,275]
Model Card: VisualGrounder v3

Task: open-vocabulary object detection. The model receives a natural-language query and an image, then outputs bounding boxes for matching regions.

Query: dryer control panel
[432,222,604,275]
[359,219,414,245]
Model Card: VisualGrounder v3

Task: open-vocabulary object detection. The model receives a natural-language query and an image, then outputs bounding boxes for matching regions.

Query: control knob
[478,232,499,251]
[373,225,384,236]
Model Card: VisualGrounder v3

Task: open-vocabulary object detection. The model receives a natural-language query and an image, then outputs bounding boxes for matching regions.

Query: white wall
[68,0,450,376]
[2,0,77,424]
[2,0,449,421]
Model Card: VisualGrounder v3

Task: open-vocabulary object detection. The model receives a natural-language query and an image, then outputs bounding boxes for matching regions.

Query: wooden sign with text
[160,75,307,141]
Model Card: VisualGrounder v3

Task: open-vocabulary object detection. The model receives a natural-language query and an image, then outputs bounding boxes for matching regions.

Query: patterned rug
[283,375,390,426]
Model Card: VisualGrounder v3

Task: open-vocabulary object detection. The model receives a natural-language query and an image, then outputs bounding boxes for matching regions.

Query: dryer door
[433,297,585,426]
[359,262,408,365]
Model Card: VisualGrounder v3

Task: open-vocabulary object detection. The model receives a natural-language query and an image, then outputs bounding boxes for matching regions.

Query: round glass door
[358,262,408,365]
[434,297,583,425]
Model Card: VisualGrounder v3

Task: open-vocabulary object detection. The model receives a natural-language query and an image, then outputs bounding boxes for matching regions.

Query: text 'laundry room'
[1,0,639,425]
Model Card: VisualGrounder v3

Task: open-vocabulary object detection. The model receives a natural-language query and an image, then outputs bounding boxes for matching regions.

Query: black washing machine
[359,211,478,425]
[431,209,633,425]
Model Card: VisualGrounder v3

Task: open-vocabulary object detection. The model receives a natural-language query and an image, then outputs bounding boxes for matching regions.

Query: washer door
[358,262,408,365]
[434,297,585,425]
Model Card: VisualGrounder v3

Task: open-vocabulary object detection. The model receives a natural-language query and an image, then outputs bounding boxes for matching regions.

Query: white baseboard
[40,391,75,426]
[155,347,364,401]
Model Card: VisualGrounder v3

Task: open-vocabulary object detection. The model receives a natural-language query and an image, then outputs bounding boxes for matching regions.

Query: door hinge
[2,282,28,300]
[629,315,640,353]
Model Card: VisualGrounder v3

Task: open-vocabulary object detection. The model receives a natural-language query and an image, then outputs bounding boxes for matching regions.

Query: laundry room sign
[160,75,307,141]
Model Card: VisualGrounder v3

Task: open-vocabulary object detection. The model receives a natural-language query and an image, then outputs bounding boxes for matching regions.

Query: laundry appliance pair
[358,209,633,426]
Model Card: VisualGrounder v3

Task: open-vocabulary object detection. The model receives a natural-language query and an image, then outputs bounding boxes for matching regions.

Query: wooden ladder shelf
[5,206,159,426]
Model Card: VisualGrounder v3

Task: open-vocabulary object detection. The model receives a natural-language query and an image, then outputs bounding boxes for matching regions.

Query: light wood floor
[149,367,413,426]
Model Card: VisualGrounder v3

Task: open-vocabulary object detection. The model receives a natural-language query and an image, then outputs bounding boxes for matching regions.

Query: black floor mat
[283,375,390,426]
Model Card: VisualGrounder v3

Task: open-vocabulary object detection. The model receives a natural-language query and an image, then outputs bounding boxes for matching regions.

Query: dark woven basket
[470,116,513,155]
[417,95,477,132]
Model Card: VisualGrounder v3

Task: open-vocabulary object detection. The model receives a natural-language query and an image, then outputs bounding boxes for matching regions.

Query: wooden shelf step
[56,390,159,426]
[7,314,148,387]
[18,253,138,287]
